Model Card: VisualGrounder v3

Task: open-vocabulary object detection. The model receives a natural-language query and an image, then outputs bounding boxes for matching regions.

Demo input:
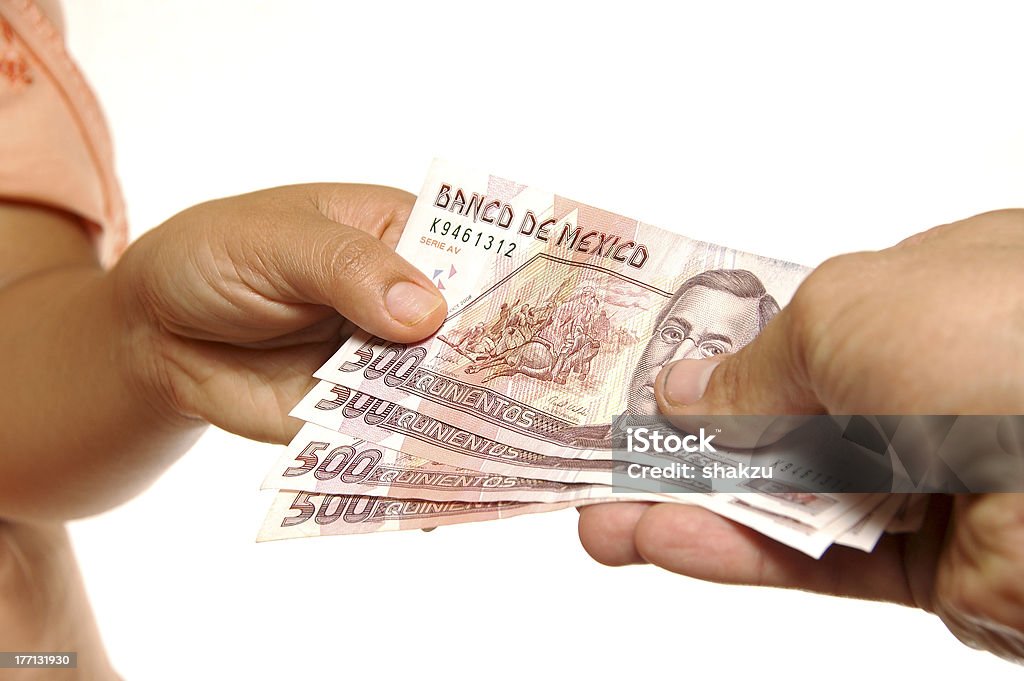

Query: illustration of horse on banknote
[438,280,619,385]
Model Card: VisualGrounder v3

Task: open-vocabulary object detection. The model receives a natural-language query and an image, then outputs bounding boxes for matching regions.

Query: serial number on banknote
[422,221,517,257]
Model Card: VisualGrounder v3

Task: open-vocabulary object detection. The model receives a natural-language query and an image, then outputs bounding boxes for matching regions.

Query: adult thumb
[236,190,448,344]
[652,306,824,447]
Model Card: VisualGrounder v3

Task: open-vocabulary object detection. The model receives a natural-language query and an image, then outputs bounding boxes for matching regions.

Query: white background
[64,1,1024,679]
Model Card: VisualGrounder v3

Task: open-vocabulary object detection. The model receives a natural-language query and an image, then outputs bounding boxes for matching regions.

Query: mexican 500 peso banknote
[288,160,889,527]
[257,486,889,558]
[312,159,809,464]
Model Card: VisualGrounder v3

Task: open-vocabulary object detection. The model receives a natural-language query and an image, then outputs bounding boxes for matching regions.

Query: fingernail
[660,359,719,407]
[385,281,444,326]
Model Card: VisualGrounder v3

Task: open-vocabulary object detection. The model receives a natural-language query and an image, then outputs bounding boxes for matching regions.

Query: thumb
[244,202,447,344]
[653,306,824,446]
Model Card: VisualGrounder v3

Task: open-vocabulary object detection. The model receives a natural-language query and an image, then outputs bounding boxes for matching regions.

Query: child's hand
[115,184,446,444]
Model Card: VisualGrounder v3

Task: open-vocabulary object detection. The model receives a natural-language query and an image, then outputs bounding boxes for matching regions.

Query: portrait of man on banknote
[553,268,779,447]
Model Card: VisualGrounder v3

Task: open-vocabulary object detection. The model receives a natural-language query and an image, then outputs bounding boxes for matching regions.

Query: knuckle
[937,577,1024,651]
[788,267,829,328]
[782,254,880,401]
[321,231,384,289]
[937,502,1024,643]
[793,253,862,312]
[938,571,986,624]
[788,252,874,340]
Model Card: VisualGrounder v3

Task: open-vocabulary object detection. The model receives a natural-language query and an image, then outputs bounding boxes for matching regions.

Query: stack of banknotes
[257,159,926,558]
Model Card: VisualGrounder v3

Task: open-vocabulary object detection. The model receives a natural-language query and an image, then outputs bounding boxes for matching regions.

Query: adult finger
[578,502,652,566]
[632,503,916,604]
[653,295,824,447]
[237,196,447,343]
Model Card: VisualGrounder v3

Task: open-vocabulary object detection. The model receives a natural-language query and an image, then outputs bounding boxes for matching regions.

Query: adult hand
[115,184,446,444]
[578,210,1024,662]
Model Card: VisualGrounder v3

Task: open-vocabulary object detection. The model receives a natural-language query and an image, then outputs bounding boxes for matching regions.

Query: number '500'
[282,441,382,482]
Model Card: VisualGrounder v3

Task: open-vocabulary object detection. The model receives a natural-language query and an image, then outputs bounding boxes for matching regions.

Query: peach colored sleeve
[0,0,127,266]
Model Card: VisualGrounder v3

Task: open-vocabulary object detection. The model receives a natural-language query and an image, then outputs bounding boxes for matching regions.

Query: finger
[653,305,823,447]
[933,494,1024,662]
[578,502,652,566]
[232,314,347,350]
[238,197,447,343]
[161,337,333,444]
[632,503,915,604]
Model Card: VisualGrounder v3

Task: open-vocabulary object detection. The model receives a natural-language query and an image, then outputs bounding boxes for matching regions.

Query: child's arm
[0,185,446,522]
